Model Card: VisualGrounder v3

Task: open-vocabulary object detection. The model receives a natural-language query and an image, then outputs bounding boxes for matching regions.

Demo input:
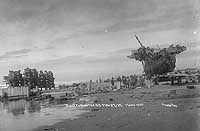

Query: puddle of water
[0,99,89,131]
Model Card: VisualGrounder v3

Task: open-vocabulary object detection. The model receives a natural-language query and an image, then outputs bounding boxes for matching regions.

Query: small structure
[153,68,200,85]
[0,84,9,97]
[2,68,55,99]
[0,85,30,99]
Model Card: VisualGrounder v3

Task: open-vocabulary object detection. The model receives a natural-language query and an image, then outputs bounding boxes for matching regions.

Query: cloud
[43,55,85,65]
[0,0,195,37]
[0,0,197,83]
[43,46,55,50]
[0,49,31,60]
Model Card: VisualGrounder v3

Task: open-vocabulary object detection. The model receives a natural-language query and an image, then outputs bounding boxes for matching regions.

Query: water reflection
[0,99,89,131]
[0,100,41,116]
[26,101,41,113]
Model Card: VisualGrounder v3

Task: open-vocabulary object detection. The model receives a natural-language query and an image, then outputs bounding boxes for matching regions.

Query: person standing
[111,77,114,86]
[122,76,127,89]
[126,76,130,88]
[111,77,115,90]
[117,76,122,88]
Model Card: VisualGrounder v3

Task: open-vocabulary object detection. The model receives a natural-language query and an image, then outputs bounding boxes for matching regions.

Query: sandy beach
[32,84,200,131]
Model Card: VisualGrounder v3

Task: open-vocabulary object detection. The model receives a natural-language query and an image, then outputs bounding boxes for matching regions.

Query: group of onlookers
[111,75,145,89]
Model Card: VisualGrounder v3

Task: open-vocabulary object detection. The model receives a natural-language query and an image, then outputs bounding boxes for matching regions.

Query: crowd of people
[94,75,145,89]
[116,75,145,89]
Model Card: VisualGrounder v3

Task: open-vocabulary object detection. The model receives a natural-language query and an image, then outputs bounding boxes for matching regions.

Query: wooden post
[145,78,152,88]
[26,86,30,97]
[171,77,174,85]
[178,76,181,86]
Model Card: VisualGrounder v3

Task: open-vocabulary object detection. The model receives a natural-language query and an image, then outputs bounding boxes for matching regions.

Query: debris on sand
[91,108,100,112]
[136,87,142,89]
[109,98,114,101]
[161,103,178,108]
[43,127,58,131]
[187,86,196,89]
[196,105,200,108]
[79,96,98,104]
[189,107,194,110]
[86,114,96,118]
[44,113,52,116]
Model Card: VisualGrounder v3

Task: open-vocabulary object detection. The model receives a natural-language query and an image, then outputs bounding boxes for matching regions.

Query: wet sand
[33,85,200,131]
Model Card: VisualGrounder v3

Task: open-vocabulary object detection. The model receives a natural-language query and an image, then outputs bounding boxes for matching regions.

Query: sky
[0,0,199,84]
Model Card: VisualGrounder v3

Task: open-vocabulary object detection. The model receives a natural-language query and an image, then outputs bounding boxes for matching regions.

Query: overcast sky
[0,0,199,84]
